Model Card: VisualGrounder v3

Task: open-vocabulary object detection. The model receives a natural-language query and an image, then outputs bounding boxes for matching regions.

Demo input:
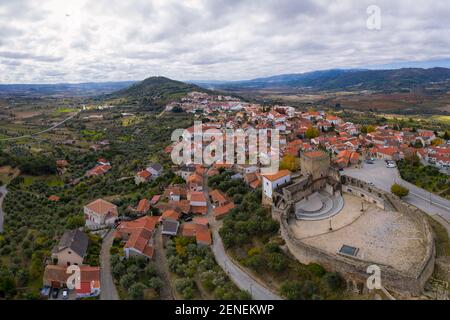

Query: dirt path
[153,228,175,300]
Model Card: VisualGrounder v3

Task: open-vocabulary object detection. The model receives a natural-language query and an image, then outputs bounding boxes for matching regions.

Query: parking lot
[344,159,450,222]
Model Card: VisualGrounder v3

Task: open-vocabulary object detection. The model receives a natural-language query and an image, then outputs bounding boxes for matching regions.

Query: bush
[307,263,326,278]
[175,277,195,299]
[128,282,147,300]
[280,280,303,300]
[120,273,136,290]
[266,252,287,272]
[391,184,409,198]
[322,272,343,292]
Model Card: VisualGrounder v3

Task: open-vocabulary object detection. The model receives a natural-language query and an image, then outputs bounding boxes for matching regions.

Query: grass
[430,115,450,126]
[397,160,450,197]
[53,108,79,116]
[81,129,105,141]
[23,175,64,188]
[121,116,143,127]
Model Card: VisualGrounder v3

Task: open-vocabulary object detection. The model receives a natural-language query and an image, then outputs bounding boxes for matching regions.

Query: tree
[120,273,135,290]
[322,272,343,292]
[307,263,326,277]
[266,252,287,272]
[147,277,163,291]
[0,270,16,298]
[128,282,147,300]
[279,155,299,171]
[391,184,409,198]
[361,125,376,134]
[305,127,319,140]
[144,263,157,277]
[431,138,444,146]
[66,215,85,229]
[280,280,303,300]
[443,131,450,141]
[413,140,424,149]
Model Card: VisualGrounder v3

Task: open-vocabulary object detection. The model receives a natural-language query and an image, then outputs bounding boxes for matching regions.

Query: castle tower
[300,150,330,180]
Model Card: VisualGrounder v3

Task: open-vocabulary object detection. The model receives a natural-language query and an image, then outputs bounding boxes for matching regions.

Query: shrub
[322,272,343,292]
[120,273,136,290]
[391,184,409,198]
[266,252,287,272]
[280,280,303,300]
[307,263,326,278]
[128,282,147,300]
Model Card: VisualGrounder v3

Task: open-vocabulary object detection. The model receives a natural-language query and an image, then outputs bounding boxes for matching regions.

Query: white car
[386,163,397,168]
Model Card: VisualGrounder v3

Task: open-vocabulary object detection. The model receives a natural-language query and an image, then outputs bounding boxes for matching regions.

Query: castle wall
[275,175,435,296]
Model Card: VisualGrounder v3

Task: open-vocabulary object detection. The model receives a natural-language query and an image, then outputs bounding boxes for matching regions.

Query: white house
[262,170,291,205]
[84,199,118,229]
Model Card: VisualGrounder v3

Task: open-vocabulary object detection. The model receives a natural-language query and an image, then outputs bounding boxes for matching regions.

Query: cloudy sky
[1,0,450,83]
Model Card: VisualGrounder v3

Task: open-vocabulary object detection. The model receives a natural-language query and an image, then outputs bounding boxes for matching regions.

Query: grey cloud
[0,51,63,62]
[0,0,449,83]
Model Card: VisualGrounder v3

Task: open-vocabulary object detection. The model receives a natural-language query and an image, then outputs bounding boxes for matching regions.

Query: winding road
[204,184,282,300]
[344,160,450,222]
[0,111,80,142]
[0,185,7,233]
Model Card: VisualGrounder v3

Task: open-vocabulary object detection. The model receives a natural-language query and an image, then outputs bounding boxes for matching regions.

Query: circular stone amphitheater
[273,175,435,297]
[295,191,344,221]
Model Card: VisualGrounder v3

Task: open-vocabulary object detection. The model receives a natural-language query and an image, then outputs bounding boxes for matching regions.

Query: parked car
[51,288,59,299]
[40,286,51,298]
[386,162,397,168]
[62,289,69,300]
[365,160,374,164]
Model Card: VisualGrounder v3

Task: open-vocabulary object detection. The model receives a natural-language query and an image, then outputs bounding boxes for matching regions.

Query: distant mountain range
[0,81,136,97]
[2,67,450,101]
[192,67,450,92]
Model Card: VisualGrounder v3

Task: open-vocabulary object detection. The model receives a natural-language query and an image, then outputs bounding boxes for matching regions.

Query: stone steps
[295,191,344,221]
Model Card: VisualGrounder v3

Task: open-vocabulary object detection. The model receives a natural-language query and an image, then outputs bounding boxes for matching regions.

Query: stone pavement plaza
[289,193,429,275]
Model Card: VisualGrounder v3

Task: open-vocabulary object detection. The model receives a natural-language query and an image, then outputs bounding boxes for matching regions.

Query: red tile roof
[116,216,160,259]
[213,202,235,219]
[136,199,151,213]
[190,191,206,203]
[48,195,60,202]
[136,170,152,179]
[160,209,180,222]
[85,199,118,217]
[262,170,291,182]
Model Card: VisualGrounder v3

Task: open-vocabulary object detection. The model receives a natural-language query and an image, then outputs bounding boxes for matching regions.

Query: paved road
[100,230,119,300]
[344,160,450,222]
[0,185,7,233]
[210,230,282,300]
[203,184,282,300]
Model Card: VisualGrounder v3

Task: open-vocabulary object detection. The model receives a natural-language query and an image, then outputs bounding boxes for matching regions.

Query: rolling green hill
[105,76,208,107]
